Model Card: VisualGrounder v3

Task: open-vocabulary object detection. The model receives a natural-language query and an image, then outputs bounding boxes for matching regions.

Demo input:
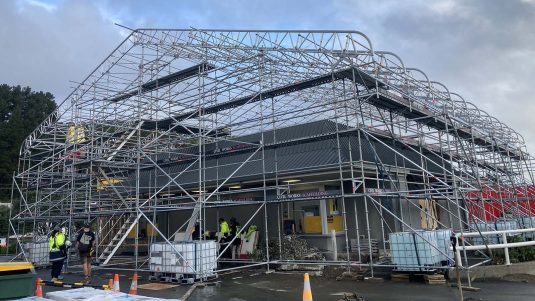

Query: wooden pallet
[424,274,446,285]
[390,272,446,285]
[390,273,410,282]
[392,268,438,274]
[149,272,217,284]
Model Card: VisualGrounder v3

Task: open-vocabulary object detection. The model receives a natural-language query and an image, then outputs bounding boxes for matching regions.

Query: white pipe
[502,233,510,266]
[454,240,535,251]
[452,228,535,267]
[331,229,338,261]
[456,227,535,237]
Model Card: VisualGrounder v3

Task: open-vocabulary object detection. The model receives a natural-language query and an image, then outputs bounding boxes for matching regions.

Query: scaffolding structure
[9,29,535,280]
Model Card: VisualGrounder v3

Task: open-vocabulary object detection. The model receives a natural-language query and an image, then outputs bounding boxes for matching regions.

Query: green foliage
[0,84,56,236]
[0,207,10,237]
[493,235,535,264]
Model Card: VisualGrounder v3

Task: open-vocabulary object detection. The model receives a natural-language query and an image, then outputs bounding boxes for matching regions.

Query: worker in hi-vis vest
[218,218,231,258]
[219,218,230,241]
[49,225,67,281]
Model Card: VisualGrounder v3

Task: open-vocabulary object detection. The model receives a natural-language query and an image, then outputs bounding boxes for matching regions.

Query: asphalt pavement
[28,266,535,301]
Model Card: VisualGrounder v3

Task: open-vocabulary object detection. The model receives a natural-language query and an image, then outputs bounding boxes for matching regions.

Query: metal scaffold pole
[7,29,535,281]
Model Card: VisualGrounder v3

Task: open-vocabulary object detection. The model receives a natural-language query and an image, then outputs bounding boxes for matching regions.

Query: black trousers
[51,260,63,278]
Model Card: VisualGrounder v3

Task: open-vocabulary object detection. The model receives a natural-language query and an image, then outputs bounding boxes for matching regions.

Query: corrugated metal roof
[124,119,451,193]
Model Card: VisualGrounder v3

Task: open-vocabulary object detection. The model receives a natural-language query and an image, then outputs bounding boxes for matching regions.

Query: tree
[0,84,56,236]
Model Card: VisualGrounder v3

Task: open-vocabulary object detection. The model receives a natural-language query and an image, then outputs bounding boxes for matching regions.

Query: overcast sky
[1,0,534,152]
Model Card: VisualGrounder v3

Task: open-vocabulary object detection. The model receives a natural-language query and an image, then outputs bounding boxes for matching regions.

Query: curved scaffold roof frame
[27,28,526,152]
[11,28,535,276]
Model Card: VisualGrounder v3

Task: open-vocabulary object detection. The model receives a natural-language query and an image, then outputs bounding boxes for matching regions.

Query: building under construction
[9,29,535,281]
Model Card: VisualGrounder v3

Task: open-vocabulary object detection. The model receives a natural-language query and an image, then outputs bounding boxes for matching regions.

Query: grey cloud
[0,0,123,101]
[333,0,535,152]
[2,0,535,153]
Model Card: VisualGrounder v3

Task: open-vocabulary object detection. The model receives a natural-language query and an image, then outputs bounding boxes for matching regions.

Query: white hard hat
[65,240,72,247]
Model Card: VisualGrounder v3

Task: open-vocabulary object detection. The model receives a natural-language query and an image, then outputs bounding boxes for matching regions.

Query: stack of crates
[389,230,441,271]
[149,240,217,281]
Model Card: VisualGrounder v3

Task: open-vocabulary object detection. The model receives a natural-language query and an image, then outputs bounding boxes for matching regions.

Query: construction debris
[336,292,365,301]
[336,271,363,281]
[451,284,482,292]
[276,235,325,261]
[253,235,325,263]
[323,266,366,281]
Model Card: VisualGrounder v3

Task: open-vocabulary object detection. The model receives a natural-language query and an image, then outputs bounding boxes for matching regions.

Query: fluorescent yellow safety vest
[49,232,66,252]
[220,221,230,237]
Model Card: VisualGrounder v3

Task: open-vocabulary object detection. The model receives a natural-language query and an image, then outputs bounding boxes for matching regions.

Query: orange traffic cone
[113,274,120,292]
[107,278,114,290]
[128,272,138,295]
[303,273,313,301]
[35,277,43,297]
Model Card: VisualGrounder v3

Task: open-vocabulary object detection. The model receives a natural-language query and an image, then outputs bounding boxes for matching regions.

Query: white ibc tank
[149,240,217,278]
[434,229,453,264]
[517,216,535,240]
[24,241,49,266]
[389,230,440,271]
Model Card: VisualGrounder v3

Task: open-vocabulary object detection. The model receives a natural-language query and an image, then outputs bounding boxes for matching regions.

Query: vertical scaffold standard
[9,29,535,279]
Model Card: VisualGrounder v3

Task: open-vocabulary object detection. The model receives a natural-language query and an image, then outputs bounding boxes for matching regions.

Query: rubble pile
[252,235,325,261]
[276,235,324,261]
